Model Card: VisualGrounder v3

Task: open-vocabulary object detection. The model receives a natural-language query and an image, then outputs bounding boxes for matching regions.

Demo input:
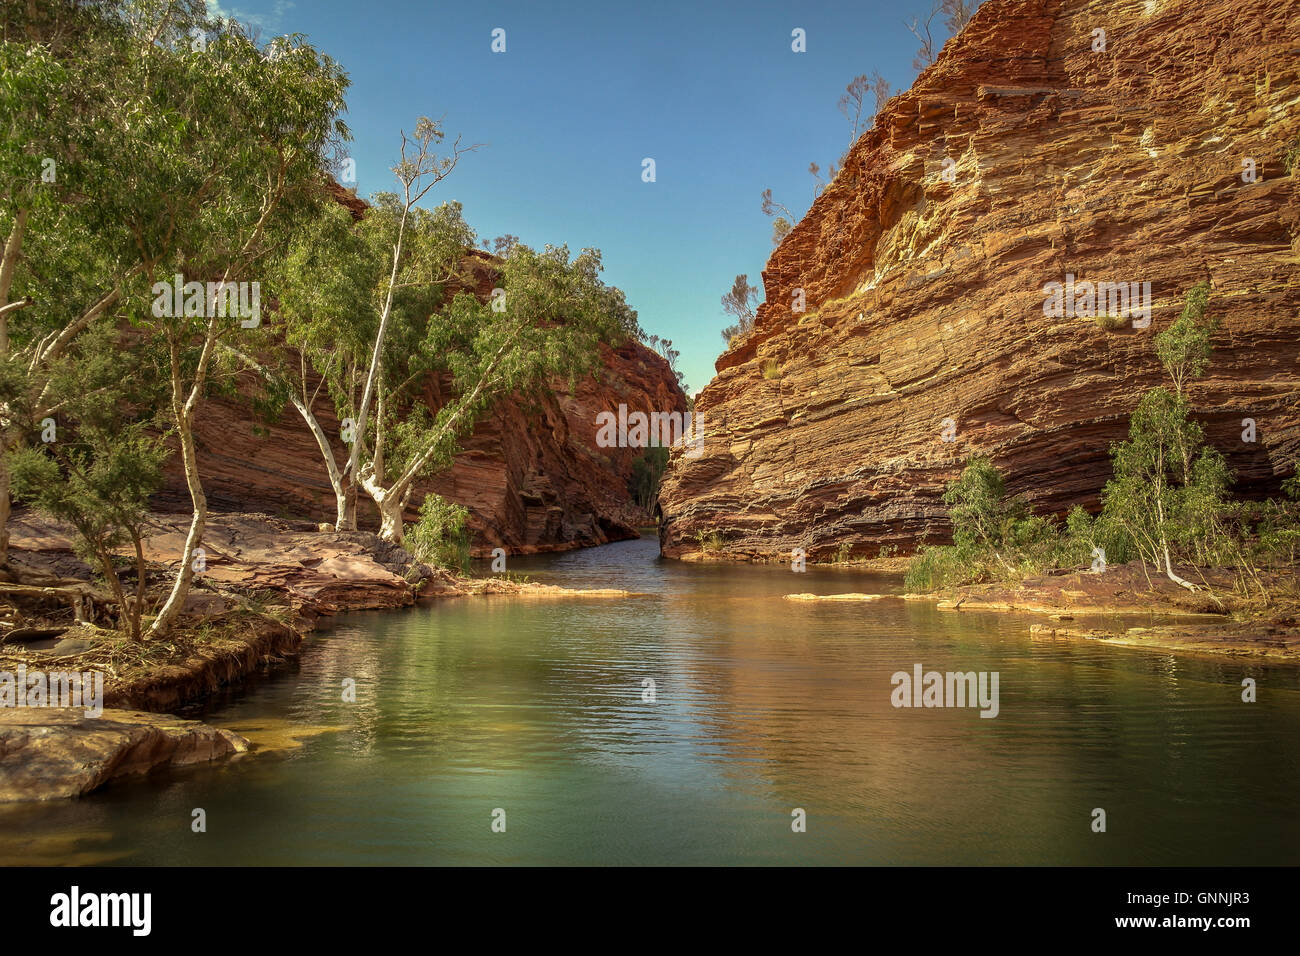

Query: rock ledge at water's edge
[0,708,249,802]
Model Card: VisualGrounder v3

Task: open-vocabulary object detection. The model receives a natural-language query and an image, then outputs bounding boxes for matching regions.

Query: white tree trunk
[287,393,355,532]
[1162,543,1200,591]
[377,494,404,545]
[335,486,351,530]
[360,467,405,545]
[1153,494,1199,592]
[149,411,206,637]
[150,328,219,638]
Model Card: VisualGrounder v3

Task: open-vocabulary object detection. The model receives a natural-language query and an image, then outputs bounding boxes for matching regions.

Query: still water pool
[4,536,1298,865]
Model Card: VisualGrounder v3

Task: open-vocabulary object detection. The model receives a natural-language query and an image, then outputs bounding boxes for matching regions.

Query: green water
[4,536,1299,865]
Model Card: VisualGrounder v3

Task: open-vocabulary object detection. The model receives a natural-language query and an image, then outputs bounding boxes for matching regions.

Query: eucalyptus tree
[247,117,642,544]
[1101,283,1227,590]
[355,242,639,544]
[3,1,350,637]
[256,197,640,544]
[132,20,350,636]
[243,187,475,532]
[0,0,141,565]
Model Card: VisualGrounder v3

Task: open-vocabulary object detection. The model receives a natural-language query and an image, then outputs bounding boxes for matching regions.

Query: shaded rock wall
[660,0,1300,560]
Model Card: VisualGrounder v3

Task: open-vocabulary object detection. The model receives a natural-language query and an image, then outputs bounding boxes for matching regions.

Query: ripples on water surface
[4,536,1298,865]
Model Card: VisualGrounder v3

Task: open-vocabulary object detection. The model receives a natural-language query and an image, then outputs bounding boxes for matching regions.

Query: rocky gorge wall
[659,0,1300,560]
[157,251,687,555]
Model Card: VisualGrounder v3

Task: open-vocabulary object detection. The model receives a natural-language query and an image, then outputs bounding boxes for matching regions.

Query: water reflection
[3,536,1298,865]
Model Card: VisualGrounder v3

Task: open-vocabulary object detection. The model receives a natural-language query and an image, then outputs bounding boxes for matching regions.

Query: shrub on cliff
[720,274,760,344]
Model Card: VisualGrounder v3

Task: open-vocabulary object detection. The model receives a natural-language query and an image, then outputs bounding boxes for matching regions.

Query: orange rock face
[160,336,685,555]
[157,227,686,554]
[660,0,1300,561]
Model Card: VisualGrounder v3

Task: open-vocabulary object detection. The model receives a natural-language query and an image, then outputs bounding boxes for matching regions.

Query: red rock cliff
[160,242,687,554]
[659,0,1300,560]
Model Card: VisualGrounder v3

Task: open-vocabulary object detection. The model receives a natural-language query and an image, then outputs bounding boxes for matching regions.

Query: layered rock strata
[660,0,1300,560]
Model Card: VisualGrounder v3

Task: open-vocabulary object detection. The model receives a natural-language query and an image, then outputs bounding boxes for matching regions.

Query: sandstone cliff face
[660,0,1300,560]
[159,251,687,555]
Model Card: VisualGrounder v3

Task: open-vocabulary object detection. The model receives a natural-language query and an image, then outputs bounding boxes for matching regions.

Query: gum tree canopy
[1,0,350,637]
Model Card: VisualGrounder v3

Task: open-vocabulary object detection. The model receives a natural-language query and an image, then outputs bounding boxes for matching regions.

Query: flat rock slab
[495,585,638,599]
[8,512,415,615]
[0,707,249,802]
[784,593,890,602]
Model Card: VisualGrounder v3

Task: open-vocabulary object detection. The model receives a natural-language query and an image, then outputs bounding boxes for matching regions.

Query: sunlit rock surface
[0,708,248,802]
[660,0,1300,560]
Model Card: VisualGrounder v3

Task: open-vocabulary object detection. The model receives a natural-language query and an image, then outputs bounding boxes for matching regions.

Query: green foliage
[0,1,354,637]
[9,424,164,642]
[1154,281,1217,398]
[761,358,781,379]
[693,529,725,552]
[1100,284,1228,579]
[1283,466,1300,502]
[1063,505,1134,566]
[1285,134,1300,176]
[389,241,636,489]
[7,323,165,639]
[629,445,669,514]
[9,427,163,562]
[1246,493,1300,573]
[406,493,470,572]
[903,543,973,592]
[904,458,1123,591]
[943,456,1013,550]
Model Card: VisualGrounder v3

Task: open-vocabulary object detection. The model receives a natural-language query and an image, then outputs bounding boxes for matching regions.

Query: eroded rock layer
[660,0,1300,560]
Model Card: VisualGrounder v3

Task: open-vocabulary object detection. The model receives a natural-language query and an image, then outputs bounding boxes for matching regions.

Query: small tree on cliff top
[760,189,795,246]
[720,273,761,344]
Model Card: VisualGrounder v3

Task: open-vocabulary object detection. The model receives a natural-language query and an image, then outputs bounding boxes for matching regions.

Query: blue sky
[209,0,971,396]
